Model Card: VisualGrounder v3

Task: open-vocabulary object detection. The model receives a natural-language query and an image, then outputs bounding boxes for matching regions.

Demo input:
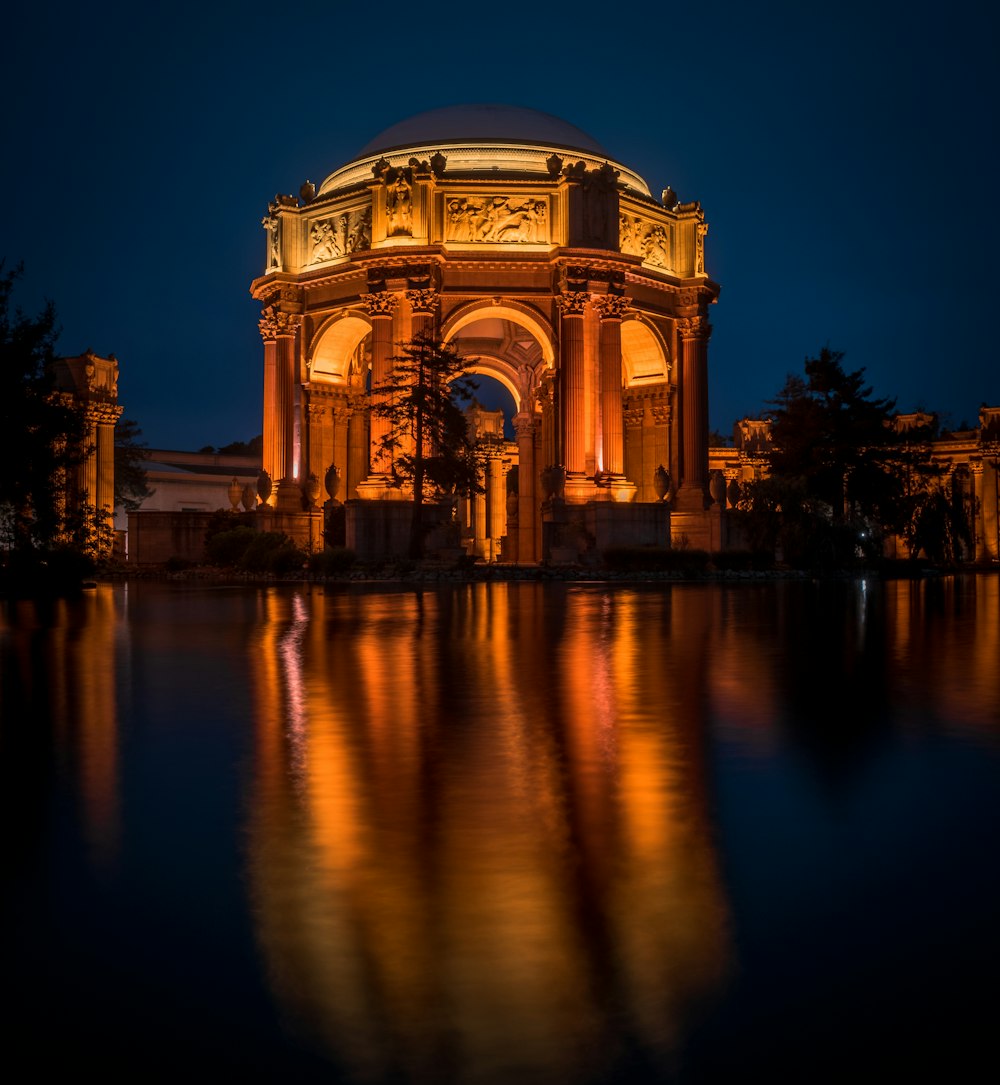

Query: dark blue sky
[5,1,997,449]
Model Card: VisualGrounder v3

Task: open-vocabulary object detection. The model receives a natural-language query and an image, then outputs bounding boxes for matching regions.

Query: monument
[250,105,722,560]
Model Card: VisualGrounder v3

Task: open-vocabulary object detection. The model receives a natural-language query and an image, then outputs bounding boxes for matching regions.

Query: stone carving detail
[385,168,413,236]
[347,207,371,252]
[446,196,547,243]
[406,288,438,314]
[619,215,671,268]
[556,292,589,316]
[624,408,644,428]
[258,305,300,339]
[310,218,344,263]
[261,215,280,270]
[651,404,672,425]
[363,292,399,317]
[696,221,708,274]
[676,315,711,340]
[594,295,632,320]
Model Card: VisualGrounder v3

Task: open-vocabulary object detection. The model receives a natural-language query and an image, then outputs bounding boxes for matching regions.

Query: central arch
[442,300,554,367]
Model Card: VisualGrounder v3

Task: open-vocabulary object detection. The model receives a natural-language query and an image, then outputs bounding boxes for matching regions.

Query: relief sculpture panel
[620,215,671,269]
[308,208,371,264]
[446,196,548,244]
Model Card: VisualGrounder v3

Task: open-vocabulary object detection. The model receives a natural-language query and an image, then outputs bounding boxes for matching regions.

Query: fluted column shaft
[515,413,537,563]
[276,331,297,482]
[596,296,630,476]
[557,292,588,474]
[365,294,399,476]
[678,316,712,496]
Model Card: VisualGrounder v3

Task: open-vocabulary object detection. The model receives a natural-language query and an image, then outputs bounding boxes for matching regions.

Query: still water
[1,578,998,1082]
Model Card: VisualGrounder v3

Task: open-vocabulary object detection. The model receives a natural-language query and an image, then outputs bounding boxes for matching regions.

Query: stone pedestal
[585,501,669,552]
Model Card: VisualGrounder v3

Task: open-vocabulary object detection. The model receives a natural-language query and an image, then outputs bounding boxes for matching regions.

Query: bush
[601,546,710,573]
[308,547,357,576]
[710,549,775,572]
[238,531,305,575]
[164,556,194,572]
[206,526,257,567]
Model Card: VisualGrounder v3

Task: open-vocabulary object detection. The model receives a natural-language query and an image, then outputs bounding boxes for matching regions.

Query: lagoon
[1,577,998,1082]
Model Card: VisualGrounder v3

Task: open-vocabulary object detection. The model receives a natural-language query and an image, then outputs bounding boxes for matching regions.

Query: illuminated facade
[250,105,722,560]
[709,406,1000,561]
[54,350,121,554]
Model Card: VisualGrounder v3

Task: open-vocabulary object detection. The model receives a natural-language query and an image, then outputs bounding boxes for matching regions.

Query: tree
[738,349,902,567]
[370,331,483,558]
[115,417,153,512]
[0,264,89,553]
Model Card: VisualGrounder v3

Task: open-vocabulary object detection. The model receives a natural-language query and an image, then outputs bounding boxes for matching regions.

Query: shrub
[206,526,257,567]
[308,547,357,576]
[602,546,710,573]
[238,531,305,575]
[710,549,775,572]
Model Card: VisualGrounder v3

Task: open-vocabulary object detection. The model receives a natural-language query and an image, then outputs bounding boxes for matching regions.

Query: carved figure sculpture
[445,197,547,244]
[386,172,412,235]
[643,225,669,268]
[347,208,371,252]
[310,219,343,263]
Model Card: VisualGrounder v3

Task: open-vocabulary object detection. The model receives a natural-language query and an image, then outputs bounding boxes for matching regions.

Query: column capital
[513,412,538,440]
[676,314,712,340]
[363,291,400,318]
[556,291,589,316]
[593,294,632,320]
[406,288,439,315]
[258,305,301,340]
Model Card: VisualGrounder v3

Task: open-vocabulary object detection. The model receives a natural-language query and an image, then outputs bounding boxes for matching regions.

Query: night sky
[5,1,997,450]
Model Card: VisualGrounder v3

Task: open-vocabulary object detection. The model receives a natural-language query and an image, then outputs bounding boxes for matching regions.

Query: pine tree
[370,331,483,558]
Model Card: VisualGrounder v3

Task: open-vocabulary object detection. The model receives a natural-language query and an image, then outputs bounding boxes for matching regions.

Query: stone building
[53,350,121,554]
[250,105,722,560]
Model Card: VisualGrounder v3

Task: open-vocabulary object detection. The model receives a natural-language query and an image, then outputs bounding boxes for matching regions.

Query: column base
[670,503,725,551]
[275,477,304,512]
[355,474,406,501]
[595,473,637,503]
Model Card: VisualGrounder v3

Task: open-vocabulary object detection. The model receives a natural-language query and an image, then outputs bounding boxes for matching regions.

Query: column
[488,455,505,562]
[556,291,588,475]
[258,307,279,497]
[362,292,399,484]
[473,469,487,559]
[595,295,630,478]
[406,288,438,340]
[275,322,299,487]
[515,412,537,563]
[346,395,368,501]
[676,314,712,508]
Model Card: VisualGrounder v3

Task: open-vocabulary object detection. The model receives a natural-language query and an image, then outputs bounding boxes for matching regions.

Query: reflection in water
[0,587,122,865]
[2,577,998,1080]
[247,585,732,1083]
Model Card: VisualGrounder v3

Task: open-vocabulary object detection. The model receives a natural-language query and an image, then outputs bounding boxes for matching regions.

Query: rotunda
[250,105,722,560]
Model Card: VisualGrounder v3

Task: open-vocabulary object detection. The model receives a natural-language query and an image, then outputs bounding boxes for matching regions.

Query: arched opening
[622,319,669,385]
[310,315,371,383]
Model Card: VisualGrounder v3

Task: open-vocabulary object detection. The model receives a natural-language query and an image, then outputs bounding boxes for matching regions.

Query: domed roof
[320,104,650,197]
[356,105,609,158]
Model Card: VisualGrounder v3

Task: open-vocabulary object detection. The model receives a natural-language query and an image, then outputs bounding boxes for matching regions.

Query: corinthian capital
[406,288,439,315]
[593,294,632,320]
[556,291,589,316]
[363,291,400,317]
[676,315,712,340]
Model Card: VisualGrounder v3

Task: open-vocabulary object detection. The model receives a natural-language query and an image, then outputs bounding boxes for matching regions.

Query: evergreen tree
[0,264,89,552]
[115,417,153,512]
[370,331,483,558]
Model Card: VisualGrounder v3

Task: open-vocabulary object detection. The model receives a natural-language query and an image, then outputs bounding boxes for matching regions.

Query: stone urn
[710,470,727,506]
[241,483,256,512]
[257,469,272,506]
[302,472,321,509]
[227,477,242,510]
[540,465,566,500]
[324,463,342,503]
[727,479,742,508]
[653,464,672,503]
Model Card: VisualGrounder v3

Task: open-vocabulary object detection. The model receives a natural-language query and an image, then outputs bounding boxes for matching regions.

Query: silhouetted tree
[115,418,153,512]
[371,331,483,558]
[0,264,89,552]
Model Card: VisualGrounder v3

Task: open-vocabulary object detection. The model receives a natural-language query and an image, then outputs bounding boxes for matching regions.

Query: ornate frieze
[308,207,371,263]
[445,196,548,244]
[619,215,671,268]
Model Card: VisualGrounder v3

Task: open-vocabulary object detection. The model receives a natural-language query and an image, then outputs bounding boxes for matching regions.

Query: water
[1,578,998,1082]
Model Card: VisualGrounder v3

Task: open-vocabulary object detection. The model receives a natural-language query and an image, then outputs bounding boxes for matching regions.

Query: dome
[319,104,651,197]
[356,105,609,158]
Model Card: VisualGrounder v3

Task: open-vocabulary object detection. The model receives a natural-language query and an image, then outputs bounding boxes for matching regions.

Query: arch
[622,318,670,385]
[442,299,554,366]
[449,349,523,411]
[309,313,371,383]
